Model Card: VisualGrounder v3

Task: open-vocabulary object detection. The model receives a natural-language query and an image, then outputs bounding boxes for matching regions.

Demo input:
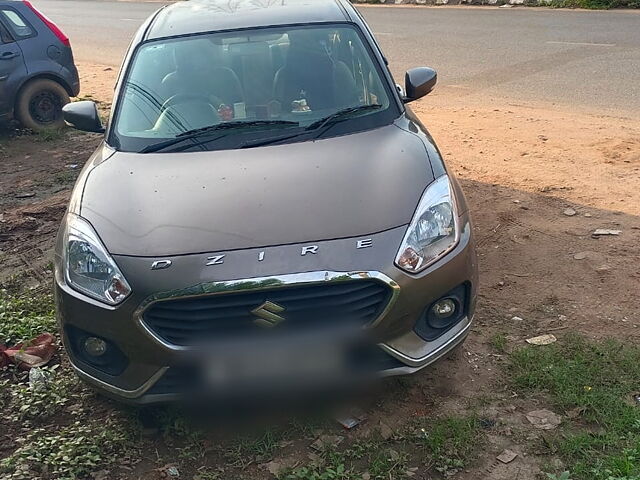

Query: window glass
[111,24,397,152]
[0,9,34,38]
[0,20,13,43]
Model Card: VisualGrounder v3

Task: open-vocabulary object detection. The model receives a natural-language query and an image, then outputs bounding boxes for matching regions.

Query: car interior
[116,26,390,137]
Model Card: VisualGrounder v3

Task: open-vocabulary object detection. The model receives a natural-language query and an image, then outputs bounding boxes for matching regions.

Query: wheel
[15,78,70,131]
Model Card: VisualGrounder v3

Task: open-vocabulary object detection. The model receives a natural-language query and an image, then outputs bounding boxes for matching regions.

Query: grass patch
[224,428,284,467]
[0,288,56,344]
[281,457,353,480]
[411,415,481,475]
[281,441,406,480]
[0,419,133,480]
[281,415,481,480]
[509,334,640,479]
[490,332,508,353]
[36,128,66,142]
[547,0,640,8]
[53,169,79,185]
[5,366,78,422]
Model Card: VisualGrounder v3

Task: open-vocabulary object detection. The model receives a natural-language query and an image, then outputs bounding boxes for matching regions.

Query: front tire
[15,78,70,131]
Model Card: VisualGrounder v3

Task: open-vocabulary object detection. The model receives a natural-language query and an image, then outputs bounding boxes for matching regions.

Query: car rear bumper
[60,64,80,97]
[55,215,477,404]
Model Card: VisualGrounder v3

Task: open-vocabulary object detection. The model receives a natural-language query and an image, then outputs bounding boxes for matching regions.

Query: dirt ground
[1,61,639,479]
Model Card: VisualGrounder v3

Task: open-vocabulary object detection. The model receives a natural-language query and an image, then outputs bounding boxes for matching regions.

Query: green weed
[6,366,78,422]
[0,419,132,480]
[412,415,481,472]
[490,332,508,353]
[509,335,640,479]
[0,288,56,344]
[36,128,66,142]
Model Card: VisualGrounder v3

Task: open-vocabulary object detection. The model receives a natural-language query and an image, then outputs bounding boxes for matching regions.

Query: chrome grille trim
[134,271,400,351]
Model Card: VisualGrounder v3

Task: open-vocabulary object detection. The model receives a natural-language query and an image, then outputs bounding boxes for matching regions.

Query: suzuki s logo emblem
[251,301,286,328]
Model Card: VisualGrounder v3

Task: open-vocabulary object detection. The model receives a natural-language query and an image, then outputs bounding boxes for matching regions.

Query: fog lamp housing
[84,336,107,357]
[65,326,128,376]
[415,284,468,341]
[429,298,458,328]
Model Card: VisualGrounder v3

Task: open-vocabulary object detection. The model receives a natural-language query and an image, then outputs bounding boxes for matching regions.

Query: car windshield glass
[111,24,396,152]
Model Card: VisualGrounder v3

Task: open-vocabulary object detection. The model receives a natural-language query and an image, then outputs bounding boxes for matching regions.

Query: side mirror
[403,67,437,103]
[62,101,105,133]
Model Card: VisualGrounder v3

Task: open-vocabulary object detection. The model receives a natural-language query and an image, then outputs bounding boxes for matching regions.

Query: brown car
[56,0,478,404]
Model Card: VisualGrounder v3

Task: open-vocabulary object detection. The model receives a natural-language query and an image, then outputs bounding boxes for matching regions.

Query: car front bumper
[55,214,477,404]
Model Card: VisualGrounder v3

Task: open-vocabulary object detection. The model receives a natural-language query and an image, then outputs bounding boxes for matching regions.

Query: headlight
[63,213,131,305]
[395,175,459,273]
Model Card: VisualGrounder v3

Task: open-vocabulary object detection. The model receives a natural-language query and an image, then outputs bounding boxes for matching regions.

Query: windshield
[110,24,397,152]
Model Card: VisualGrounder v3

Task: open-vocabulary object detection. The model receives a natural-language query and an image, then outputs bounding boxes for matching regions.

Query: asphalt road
[31,0,640,113]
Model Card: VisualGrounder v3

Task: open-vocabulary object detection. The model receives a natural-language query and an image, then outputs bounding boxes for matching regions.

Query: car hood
[80,124,434,256]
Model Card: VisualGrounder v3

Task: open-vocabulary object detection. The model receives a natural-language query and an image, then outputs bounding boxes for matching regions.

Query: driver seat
[161,39,244,108]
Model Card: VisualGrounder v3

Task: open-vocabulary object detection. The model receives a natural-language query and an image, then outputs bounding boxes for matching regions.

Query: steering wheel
[160,93,216,112]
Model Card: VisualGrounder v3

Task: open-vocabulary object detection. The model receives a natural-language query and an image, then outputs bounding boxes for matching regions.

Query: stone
[166,466,180,478]
[526,409,562,430]
[497,449,518,464]
[526,334,557,346]
[592,229,621,237]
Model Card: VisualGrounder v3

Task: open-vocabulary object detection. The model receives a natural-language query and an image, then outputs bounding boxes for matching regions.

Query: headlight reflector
[395,175,459,273]
[63,214,131,305]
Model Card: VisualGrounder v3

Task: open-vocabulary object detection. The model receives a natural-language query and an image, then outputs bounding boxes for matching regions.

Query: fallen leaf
[379,421,394,440]
[265,458,298,476]
[311,435,343,452]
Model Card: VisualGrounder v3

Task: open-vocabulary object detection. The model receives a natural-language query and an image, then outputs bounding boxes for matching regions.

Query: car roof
[145,0,355,41]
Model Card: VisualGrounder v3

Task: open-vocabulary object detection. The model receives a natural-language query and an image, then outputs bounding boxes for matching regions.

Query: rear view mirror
[403,67,437,103]
[62,101,105,133]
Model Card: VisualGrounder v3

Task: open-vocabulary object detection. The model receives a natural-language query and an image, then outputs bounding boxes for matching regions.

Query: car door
[0,11,27,118]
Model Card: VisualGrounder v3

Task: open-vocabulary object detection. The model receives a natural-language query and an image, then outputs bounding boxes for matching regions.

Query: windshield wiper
[140,120,299,153]
[240,105,384,149]
[305,104,382,136]
[240,131,308,149]
[176,120,298,138]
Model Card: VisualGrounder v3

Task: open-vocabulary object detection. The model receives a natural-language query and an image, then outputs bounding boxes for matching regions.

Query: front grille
[142,279,393,346]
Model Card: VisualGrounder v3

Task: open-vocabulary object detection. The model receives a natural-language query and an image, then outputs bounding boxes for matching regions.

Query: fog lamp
[429,298,457,328]
[84,337,107,357]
